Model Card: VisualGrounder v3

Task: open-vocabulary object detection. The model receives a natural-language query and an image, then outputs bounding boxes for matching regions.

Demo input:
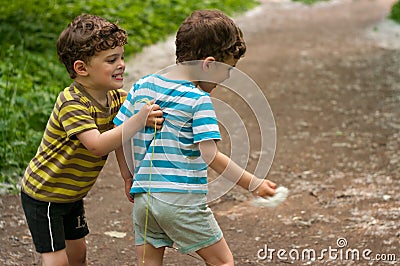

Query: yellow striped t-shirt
[21,82,125,203]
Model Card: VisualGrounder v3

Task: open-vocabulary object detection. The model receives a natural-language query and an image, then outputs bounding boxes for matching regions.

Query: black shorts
[21,191,89,253]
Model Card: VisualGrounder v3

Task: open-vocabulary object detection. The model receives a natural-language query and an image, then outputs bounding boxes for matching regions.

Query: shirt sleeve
[58,100,98,138]
[192,94,221,143]
[113,87,136,126]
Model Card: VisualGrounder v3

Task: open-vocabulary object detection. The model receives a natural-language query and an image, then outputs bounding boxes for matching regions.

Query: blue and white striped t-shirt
[113,74,221,194]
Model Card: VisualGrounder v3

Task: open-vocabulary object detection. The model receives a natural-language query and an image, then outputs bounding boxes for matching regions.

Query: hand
[137,100,164,130]
[124,178,134,203]
[252,179,277,198]
[146,107,164,131]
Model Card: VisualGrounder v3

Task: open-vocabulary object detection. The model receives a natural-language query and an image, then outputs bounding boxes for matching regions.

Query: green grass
[0,0,259,194]
[390,1,400,24]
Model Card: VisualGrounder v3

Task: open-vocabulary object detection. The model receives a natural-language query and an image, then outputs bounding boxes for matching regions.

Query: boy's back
[114,10,278,266]
[114,74,220,194]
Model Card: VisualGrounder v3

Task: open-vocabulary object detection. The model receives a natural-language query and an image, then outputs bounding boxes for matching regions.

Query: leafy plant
[390,0,400,24]
[0,44,59,191]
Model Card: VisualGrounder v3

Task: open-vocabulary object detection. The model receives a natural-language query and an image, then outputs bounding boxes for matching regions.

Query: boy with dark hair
[114,10,276,266]
[20,14,163,266]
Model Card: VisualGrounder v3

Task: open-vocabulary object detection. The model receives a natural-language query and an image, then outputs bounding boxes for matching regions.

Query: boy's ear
[202,56,216,71]
[73,60,89,76]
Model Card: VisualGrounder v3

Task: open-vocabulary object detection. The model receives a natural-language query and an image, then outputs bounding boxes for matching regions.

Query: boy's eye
[107,55,124,63]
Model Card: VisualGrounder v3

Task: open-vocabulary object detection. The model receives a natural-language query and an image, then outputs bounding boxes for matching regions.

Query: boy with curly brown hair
[20,14,163,265]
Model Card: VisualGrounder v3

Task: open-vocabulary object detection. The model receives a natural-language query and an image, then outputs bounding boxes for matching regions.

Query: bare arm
[199,140,276,197]
[77,102,163,157]
[115,143,134,203]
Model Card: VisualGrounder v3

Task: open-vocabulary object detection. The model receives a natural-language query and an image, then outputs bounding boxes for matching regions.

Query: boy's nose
[118,62,125,70]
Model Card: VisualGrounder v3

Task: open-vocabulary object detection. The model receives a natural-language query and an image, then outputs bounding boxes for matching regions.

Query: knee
[70,253,87,266]
[207,259,234,266]
[222,255,234,266]
[66,240,87,266]
[79,253,87,265]
[66,250,87,266]
[207,253,234,266]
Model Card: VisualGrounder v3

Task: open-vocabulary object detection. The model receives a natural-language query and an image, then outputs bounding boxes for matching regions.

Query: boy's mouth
[112,73,124,80]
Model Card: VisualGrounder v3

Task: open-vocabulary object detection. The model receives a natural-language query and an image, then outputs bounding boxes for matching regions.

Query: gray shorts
[133,192,223,254]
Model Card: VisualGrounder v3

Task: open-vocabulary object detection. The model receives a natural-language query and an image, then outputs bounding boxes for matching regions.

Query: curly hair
[56,14,127,79]
[175,10,246,63]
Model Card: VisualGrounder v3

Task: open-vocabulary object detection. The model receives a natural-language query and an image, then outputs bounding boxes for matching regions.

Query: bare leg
[41,249,68,266]
[136,244,165,266]
[65,238,88,266]
[196,237,234,266]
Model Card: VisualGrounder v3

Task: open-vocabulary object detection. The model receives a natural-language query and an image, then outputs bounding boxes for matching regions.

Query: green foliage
[0,0,259,192]
[0,44,61,188]
[0,0,258,59]
[390,1,400,24]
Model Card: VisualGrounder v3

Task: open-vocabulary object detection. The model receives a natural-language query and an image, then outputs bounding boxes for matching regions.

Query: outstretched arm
[199,139,276,197]
[77,102,163,157]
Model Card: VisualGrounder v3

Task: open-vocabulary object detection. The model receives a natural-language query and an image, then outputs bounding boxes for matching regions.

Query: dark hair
[56,14,127,79]
[175,10,246,63]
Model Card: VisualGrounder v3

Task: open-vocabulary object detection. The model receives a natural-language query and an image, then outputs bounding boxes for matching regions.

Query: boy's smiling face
[84,46,126,91]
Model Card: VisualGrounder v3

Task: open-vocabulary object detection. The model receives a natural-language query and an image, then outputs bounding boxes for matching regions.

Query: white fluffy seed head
[252,186,289,208]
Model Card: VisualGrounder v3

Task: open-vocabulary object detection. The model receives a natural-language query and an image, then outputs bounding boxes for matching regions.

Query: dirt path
[1,0,399,265]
